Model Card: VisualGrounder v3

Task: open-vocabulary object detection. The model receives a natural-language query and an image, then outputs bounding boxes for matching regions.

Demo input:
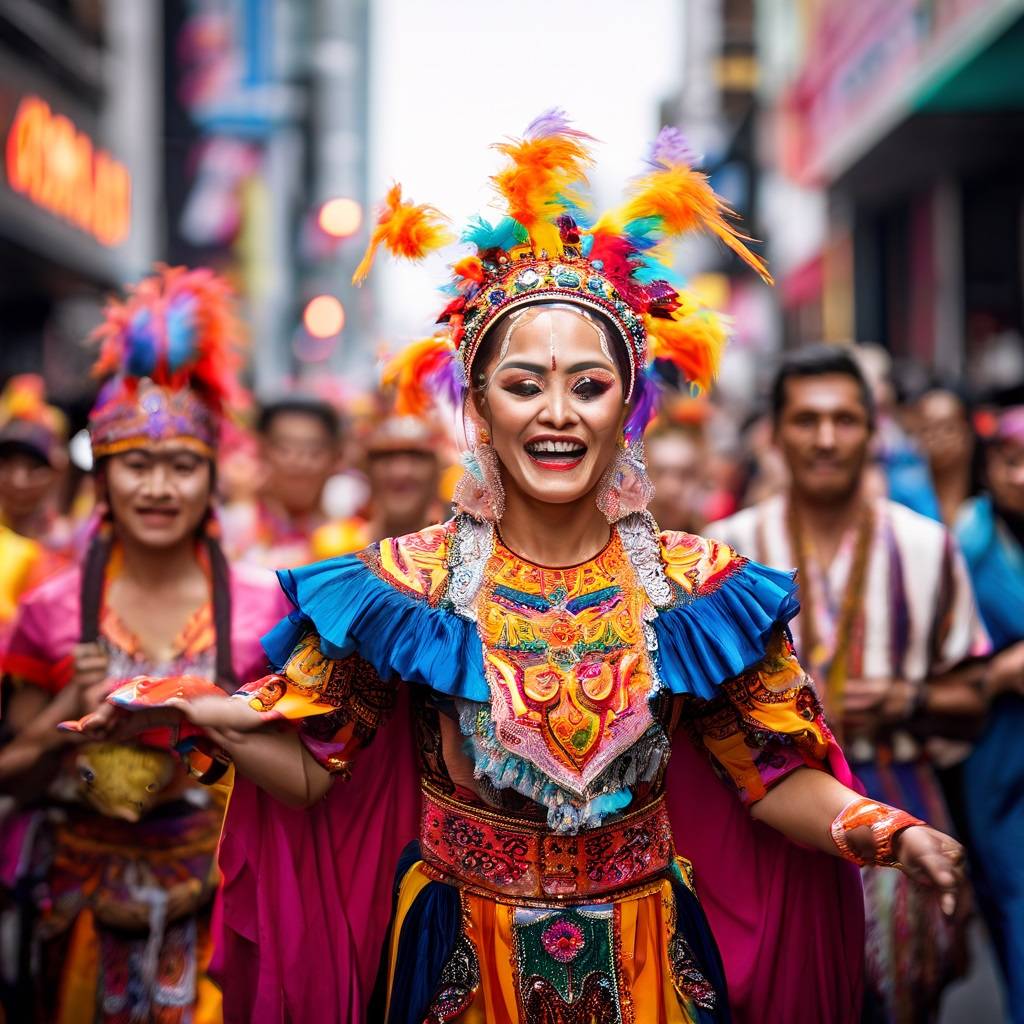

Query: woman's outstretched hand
[164,694,269,749]
[893,825,967,918]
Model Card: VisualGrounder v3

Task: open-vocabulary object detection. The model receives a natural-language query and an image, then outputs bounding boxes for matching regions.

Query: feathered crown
[355,111,771,438]
[88,265,246,458]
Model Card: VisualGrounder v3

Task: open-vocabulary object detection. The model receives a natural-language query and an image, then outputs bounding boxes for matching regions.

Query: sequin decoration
[514,906,632,1024]
[542,918,586,962]
[425,933,481,1024]
[474,526,660,800]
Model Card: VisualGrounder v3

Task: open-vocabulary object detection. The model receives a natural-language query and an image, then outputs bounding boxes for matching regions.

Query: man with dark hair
[221,397,346,567]
[712,343,989,1023]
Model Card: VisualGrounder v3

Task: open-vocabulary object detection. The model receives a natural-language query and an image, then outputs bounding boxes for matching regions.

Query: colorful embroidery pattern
[514,906,633,1024]
[475,530,657,800]
[420,788,674,903]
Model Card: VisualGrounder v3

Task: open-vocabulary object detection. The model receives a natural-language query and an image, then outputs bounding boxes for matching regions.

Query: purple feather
[646,126,699,170]
[525,108,595,142]
[431,350,467,409]
[624,370,660,442]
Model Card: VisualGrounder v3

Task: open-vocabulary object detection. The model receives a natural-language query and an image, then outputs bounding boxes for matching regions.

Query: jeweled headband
[354,110,772,437]
[88,265,245,459]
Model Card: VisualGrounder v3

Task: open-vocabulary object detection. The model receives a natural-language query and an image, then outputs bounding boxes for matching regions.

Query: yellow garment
[0,524,41,624]
[386,861,699,1024]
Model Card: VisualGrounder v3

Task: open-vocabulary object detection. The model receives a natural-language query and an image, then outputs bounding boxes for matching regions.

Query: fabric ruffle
[261,553,489,702]
[457,699,668,833]
[653,559,799,699]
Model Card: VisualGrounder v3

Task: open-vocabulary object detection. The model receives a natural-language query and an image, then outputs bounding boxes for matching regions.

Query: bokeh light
[317,197,362,238]
[302,294,345,338]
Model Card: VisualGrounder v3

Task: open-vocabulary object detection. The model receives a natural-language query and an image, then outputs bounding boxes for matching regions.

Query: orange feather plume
[644,303,729,394]
[380,335,459,416]
[490,110,595,257]
[622,166,772,285]
[352,184,453,285]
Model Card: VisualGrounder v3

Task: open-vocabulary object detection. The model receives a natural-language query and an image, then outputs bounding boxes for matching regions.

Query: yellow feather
[621,166,772,284]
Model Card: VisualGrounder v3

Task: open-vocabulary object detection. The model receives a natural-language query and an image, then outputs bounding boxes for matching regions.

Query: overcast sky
[365,0,683,344]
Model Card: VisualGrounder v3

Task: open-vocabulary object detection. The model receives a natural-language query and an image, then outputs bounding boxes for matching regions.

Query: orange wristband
[830,797,925,867]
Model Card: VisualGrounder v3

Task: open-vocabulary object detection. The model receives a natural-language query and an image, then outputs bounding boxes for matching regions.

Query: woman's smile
[524,434,588,471]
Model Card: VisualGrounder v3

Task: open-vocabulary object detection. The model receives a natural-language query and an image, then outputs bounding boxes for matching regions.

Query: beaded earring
[595,437,655,523]
[453,424,506,522]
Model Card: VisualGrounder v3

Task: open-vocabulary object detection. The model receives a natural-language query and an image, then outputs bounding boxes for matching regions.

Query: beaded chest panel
[473,530,658,800]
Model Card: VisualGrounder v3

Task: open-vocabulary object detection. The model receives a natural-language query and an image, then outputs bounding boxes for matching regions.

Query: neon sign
[4,95,131,247]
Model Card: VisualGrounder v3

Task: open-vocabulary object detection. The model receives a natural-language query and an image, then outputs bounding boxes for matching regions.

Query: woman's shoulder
[357,519,458,604]
[657,528,747,599]
[14,560,81,614]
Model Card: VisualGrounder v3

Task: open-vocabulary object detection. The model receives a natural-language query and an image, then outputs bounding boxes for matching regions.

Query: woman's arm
[180,696,335,808]
[72,693,336,808]
[751,766,964,915]
[0,642,112,790]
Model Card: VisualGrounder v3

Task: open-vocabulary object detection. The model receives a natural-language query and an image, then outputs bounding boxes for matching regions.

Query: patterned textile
[2,554,286,1024]
[712,494,987,1023]
[229,513,855,1022]
[418,786,674,903]
[385,855,727,1024]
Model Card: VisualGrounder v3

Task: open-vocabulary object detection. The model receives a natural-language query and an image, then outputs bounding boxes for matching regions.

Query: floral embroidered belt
[419,786,675,906]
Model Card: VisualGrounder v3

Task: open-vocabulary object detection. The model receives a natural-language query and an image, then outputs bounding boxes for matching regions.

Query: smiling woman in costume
[0,267,288,1024]
[79,116,965,1024]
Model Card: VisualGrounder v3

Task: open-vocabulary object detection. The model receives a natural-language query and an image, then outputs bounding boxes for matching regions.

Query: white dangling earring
[596,437,655,523]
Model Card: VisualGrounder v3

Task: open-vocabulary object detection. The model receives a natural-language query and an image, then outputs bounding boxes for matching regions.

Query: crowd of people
[0,113,1021,1024]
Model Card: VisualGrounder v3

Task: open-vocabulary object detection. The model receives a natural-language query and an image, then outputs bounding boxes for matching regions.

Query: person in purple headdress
[0,267,290,1024]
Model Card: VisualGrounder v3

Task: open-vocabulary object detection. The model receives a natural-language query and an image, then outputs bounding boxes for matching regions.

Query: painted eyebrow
[566,361,612,373]
[497,361,547,374]
[496,360,613,374]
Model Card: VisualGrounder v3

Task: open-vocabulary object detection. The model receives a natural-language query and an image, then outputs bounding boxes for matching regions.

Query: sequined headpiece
[355,110,771,436]
[88,265,245,459]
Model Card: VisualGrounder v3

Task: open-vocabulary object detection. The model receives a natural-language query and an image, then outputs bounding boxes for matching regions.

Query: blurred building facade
[0,0,374,415]
[665,0,779,412]
[161,0,372,399]
[0,0,161,420]
[758,0,1024,394]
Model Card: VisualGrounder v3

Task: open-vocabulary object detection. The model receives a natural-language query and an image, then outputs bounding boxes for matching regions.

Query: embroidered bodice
[244,513,837,833]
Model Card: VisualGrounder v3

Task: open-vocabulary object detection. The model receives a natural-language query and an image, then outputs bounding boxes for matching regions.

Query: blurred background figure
[711,346,988,1024]
[646,415,707,533]
[0,376,72,556]
[0,377,73,647]
[358,411,446,542]
[954,406,1024,1020]
[220,397,346,567]
[0,267,285,1024]
[913,387,981,528]
[309,407,447,556]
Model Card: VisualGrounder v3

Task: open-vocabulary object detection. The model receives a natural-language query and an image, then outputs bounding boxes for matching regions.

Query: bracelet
[186,747,232,786]
[829,797,925,867]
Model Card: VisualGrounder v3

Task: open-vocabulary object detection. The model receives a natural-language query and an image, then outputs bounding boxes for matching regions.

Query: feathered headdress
[355,110,771,438]
[88,265,246,458]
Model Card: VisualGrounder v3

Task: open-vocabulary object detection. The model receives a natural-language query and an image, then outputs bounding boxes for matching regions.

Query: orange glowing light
[317,197,362,238]
[4,95,131,247]
[303,295,345,338]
